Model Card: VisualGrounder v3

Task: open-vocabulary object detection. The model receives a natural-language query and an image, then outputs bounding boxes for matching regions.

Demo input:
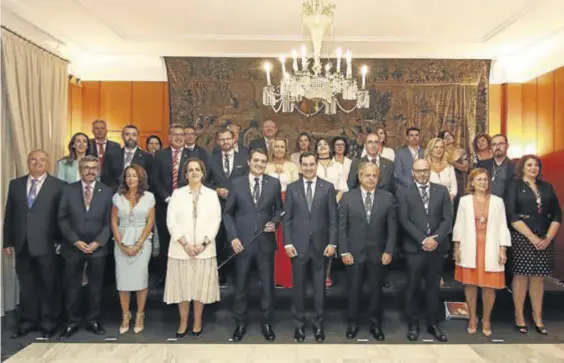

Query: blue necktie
[27,178,38,208]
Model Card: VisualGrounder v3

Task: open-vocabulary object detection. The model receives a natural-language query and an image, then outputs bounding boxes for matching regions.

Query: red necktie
[97,143,105,170]
[172,149,181,190]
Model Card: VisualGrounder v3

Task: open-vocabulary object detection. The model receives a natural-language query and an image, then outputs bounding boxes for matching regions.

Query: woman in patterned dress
[506,155,562,335]
[265,137,299,288]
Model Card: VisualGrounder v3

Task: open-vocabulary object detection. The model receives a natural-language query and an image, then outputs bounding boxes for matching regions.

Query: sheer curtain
[1,29,68,315]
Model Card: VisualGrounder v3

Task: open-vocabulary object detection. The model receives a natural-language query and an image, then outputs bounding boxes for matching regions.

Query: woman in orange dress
[453,168,511,336]
[265,137,299,288]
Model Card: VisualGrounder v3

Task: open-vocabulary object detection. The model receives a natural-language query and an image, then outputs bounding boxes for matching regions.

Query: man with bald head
[249,119,278,153]
[3,149,65,339]
[397,158,452,342]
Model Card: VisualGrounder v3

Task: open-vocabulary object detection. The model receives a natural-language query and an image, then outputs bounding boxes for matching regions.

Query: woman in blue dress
[56,132,91,183]
[111,164,155,335]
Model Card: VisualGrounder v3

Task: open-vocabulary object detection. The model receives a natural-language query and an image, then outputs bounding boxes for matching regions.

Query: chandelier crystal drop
[262,0,370,116]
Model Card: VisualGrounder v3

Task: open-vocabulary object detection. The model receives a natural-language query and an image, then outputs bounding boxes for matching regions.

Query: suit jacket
[477,158,515,198]
[89,139,121,158]
[152,147,191,204]
[397,182,453,254]
[58,181,113,257]
[394,146,425,188]
[223,174,283,254]
[206,150,249,191]
[3,175,65,256]
[213,143,248,157]
[283,177,338,259]
[347,156,396,193]
[338,188,398,263]
[185,144,209,168]
[101,147,153,190]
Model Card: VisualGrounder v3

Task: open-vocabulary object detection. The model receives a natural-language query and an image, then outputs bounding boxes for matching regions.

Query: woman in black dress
[506,155,561,335]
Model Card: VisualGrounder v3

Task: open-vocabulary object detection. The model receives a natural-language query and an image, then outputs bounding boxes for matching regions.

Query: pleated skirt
[163,257,220,304]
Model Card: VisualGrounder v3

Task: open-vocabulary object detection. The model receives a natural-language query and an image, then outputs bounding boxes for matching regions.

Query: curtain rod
[1,26,70,63]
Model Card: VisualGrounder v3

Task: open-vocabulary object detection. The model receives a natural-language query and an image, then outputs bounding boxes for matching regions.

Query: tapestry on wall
[165,57,490,157]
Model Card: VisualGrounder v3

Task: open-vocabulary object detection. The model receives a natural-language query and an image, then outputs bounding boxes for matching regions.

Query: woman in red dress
[265,137,299,287]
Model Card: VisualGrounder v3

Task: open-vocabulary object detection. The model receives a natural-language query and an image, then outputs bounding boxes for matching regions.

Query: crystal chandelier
[262,0,370,116]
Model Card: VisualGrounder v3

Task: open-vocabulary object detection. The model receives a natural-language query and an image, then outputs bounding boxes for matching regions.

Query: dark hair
[437,130,451,139]
[491,134,508,144]
[145,135,162,151]
[406,127,420,136]
[248,148,268,161]
[375,127,388,146]
[183,125,196,132]
[315,137,333,158]
[295,132,313,152]
[118,165,149,198]
[182,157,207,181]
[122,124,139,134]
[65,132,91,164]
[472,133,492,153]
[331,136,350,156]
[216,128,235,139]
[299,151,318,165]
[515,154,543,180]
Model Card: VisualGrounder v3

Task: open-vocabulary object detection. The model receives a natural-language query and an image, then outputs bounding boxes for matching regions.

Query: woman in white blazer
[453,168,511,337]
[164,158,222,339]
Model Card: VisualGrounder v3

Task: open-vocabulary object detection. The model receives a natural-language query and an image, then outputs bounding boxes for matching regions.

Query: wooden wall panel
[488,84,501,135]
[521,79,538,154]
[555,67,564,152]
[81,82,101,131]
[100,82,133,131]
[537,72,555,156]
[131,82,167,134]
[505,83,523,156]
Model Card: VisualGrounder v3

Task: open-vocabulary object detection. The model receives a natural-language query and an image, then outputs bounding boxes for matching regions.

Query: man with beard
[223,149,283,342]
[476,134,515,199]
[58,156,113,339]
[213,123,248,156]
[101,125,152,191]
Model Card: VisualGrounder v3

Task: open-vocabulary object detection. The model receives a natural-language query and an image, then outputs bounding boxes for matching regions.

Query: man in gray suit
[394,127,425,188]
[348,132,395,193]
[397,159,452,342]
[339,162,398,341]
[223,149,283,342]
[284,152,338,342]
[58,155,113,339]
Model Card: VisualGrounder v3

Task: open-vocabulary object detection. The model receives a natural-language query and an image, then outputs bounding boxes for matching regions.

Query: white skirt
[163,257,220,304]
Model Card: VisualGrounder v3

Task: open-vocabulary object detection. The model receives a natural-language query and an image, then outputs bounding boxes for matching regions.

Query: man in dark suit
[212,123,248,156]
[207,128,249,284]
[394,127,425,188]
[184,125,209,167]
[101,124,152,191]
[151,123,191,283]
[248,119,277,153]
[89,119,121,172]
[348,132,395,193]
[339,161,397,341]
[3,149,65,339]
[223,148,283,342]
[58,156,113,339]
[397,158,452,342]
[284,152,337,342]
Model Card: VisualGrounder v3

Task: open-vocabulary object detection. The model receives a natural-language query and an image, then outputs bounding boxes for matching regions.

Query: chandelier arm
[293,103,325,118]
[335,99,358,113]
[271,102,283,113]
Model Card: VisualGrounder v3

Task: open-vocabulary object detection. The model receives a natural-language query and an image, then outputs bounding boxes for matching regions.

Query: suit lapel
[410,183,427,216]
[19,177,29,209]
[354,189,369,224]
[118,149,125,171]
[311,179,324,212]
[256,177,268,209]
[164,148,173,174]
[30,176,52,210]
[76,183,87,213]
[242,175,255,206]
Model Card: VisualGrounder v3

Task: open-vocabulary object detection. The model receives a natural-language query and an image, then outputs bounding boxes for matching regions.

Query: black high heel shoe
[192,327,203,338]
[515,324,528,334]
[176,327,188,339]
[534,324,548,335]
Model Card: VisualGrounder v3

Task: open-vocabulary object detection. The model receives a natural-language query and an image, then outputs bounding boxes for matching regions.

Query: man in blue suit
[394,126,425,189]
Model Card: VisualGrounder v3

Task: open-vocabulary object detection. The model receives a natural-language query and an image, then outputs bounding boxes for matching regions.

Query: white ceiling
[2,0,564,82]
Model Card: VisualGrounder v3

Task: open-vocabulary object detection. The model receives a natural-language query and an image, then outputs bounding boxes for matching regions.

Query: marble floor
[5,343,564,363]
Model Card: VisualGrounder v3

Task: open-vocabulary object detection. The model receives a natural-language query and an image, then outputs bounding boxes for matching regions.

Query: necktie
[97,143,105,170]
[306,181,313,212]
[364,191,373,220]
[125,151,133,167]
[420,185,431,235]
[253,177,261,204]
[224,153,231,177]
[27,178,38,208]
[172,149,180,190]
[84,184,93,210]
[371,158,378,166]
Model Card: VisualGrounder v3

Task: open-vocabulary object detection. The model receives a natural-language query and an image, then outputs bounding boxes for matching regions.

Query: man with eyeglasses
[184,125,209,167]
[397,159,452,342]
[476,134,515,199]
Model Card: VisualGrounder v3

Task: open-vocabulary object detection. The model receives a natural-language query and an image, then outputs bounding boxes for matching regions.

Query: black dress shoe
[294,327,306,342]
[370,326,385,341]
[10,325,37,339]
[39,327,57,339]
[407,324,420,341]
[85,321,106,336]
[313,326,325,342]
[427,324,448,342]
[232,325,247,342]
[176,329,187,339]
[262,324,276,341]
[192,328,203,338]
[345,325,359,340]
[58,325,79,340]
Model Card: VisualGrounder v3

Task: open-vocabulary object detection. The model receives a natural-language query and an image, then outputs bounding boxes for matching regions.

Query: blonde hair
[268,136,289,162]
[425,138,449,170]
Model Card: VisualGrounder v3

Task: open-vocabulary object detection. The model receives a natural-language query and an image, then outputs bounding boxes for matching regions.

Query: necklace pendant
[479,216,485,225]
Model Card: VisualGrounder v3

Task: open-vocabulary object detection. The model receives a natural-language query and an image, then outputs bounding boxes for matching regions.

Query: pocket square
[235,165,243,168]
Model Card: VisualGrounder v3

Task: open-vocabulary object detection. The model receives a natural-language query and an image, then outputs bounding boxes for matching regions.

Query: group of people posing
[3,119,562,344]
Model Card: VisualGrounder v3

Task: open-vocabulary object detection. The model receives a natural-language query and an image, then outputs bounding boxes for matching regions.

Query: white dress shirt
[27,173,48,195]
[303,176,317,200]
